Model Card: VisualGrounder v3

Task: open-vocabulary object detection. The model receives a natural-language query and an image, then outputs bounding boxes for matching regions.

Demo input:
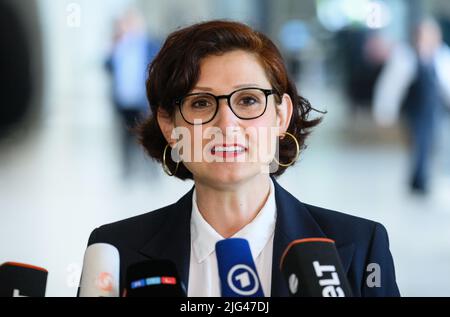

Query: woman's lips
[210,144,248,158]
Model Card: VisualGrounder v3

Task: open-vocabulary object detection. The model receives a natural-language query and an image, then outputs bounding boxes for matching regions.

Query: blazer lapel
[270,177,354,296]
[270,177,326,296]
[138,186,194,292]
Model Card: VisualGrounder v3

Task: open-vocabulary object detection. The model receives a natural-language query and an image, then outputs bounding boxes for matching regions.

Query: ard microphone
[125,259,186,297]
[0,262,48,297]
[280,238,353,297]
[79,243,120,297]
[215,238,264,297]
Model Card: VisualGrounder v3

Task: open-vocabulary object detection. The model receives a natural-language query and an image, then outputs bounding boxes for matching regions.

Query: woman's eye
[192,100,212,108]
[239,97,258,106]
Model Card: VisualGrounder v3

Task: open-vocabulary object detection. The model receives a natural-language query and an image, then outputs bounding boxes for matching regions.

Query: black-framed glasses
[174,87,279,125]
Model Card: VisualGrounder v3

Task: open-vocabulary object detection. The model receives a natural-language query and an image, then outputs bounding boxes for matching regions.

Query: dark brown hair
[137,20,323,180]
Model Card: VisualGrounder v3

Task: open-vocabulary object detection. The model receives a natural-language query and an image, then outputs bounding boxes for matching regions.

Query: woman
[85,20,400,297]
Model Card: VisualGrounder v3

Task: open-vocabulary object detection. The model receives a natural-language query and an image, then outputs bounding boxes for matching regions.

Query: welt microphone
[0,262,48,297]
[78,243,120,297]
[215,238,264,297]
[124,259,186,297]
[280,238,353,297]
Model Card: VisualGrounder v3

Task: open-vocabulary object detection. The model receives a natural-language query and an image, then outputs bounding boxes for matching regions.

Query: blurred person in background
[373,18,450,194]
[0,1,33,138]
[336,28,390,113]
[105,8,160,179]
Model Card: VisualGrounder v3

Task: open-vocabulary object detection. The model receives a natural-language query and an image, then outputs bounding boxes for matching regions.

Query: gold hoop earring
[273,132,300,167]
[162,143,180,176]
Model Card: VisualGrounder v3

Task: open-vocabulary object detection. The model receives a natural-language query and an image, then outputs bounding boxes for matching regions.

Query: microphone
[124,259,186,297]
[215,238,264,297]
[0,262,48,297]
[280,238,353,297]
[79,243,120,297]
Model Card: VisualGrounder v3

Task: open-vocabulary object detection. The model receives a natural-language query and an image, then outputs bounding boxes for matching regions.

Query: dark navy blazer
[86,177,400,297]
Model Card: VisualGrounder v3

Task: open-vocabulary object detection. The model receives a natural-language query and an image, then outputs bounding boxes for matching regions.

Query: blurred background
[1,0,449,296]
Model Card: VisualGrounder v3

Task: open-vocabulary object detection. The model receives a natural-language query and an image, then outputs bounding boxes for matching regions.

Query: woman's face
[158,50,292,188]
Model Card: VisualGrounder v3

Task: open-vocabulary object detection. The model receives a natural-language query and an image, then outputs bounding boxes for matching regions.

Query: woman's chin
[203,164,263,184]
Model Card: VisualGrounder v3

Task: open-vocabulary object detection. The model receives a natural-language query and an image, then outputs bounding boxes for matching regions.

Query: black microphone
[280,238,353,297]
[124,259,186,297]
[0,262,48,297]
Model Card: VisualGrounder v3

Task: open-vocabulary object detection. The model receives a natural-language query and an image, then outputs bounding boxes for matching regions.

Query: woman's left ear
[276,93,294,135]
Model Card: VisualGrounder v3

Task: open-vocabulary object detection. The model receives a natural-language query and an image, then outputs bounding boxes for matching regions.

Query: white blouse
[187,178,277,297]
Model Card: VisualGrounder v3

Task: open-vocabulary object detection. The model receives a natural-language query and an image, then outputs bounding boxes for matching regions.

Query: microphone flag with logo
[215,238,264,297]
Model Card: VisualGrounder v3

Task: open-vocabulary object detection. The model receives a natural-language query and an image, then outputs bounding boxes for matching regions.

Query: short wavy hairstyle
[137,20,323,180]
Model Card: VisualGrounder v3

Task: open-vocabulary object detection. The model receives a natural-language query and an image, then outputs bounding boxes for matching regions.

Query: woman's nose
[213,99,240,130]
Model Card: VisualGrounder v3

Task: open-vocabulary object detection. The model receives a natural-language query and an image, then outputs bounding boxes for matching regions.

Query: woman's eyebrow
[193,83,262,92]
[192,86,214,92]
[233,83,262,89]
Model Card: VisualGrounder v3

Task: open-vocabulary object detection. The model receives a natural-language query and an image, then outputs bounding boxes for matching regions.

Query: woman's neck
[194,174,271,238]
